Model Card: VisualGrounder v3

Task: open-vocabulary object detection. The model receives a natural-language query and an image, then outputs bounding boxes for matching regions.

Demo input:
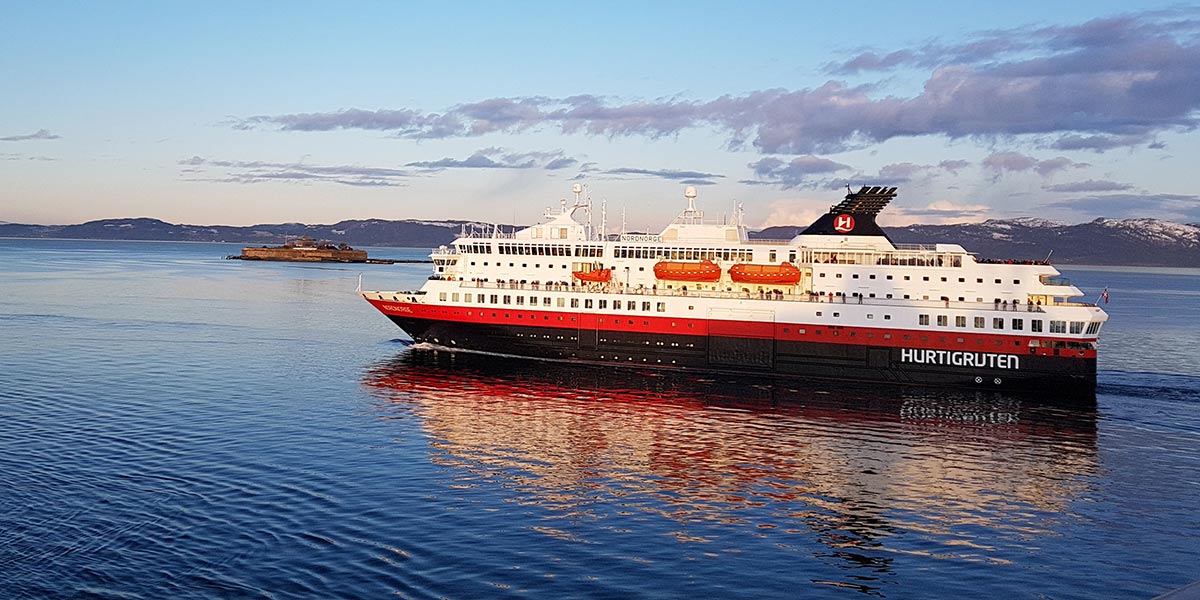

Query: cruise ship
[362,185,1107,394]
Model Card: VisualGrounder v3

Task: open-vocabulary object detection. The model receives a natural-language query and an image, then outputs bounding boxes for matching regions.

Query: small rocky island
[230,237,394,263]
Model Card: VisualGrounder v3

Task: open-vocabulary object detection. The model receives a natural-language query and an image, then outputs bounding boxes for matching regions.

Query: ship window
[490,295,499,303]
[904,276,911,281]
[956,316,966,327]
[816,311,822,317]
[657,302,666,312]
[642,302,651,311]
[959,277,965,283]
[452,293,460,302]
[886,275,893,280]
[464,295,472,303]
[958,297,965,302]
[995,279,1002,284]
[470,261,476,266]
[852,274,859,279]
[977,278,983,283]
[1050,320,1066,333]
[937,315,948,326]
[867,314,874,319]
[503,295,512,305]
[819,273,826,278]
[884,333,891,339]
[903,295,910,299]
[833,312,840,317]
[919,314,930,326]
[974,317,985,328]
[923,276,930,282]
[599,299,608,309]
[886,294,893,299]
[557,298,565,307]
[1032,319,1043,332]
[993,318,1004,329]
[836,274,842,278]
[1012,319,1023,330]
[1070,321,1084,334]
[570,298,579,308]
[869,274,876,279]
[941,277,947,282]
[543,297,550,306]
[884,315,891,320]
[627,301,636,310]
[439,292,447,301]
[516,296,524,305]
[689,305,694,310]
[869,293,876,298]
[1014,280,1020,285]
[584,299,593,308]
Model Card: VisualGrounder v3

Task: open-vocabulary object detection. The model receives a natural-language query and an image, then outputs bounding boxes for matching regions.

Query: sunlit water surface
[1,239,1197,599]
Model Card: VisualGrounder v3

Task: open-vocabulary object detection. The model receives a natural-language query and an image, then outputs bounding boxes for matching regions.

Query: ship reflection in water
[362,348,1099,595]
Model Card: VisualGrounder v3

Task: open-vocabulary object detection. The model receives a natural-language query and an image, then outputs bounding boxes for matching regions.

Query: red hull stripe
[367,299,1097,358]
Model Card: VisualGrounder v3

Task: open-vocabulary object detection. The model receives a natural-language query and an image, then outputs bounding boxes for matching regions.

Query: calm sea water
[1,239,1197,599]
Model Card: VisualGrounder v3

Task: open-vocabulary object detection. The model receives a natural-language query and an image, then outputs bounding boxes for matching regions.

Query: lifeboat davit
[729,262,802,285]
[653,260,722,282]
[572,268,612,283]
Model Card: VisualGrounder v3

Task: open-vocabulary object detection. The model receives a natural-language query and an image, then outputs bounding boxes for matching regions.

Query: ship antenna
[600,197,608,242]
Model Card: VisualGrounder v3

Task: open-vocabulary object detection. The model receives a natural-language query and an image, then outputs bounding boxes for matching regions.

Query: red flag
[1101,288,1109,304]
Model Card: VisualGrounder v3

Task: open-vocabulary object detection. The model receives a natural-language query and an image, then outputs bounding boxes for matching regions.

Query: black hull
[386,315,1097,398]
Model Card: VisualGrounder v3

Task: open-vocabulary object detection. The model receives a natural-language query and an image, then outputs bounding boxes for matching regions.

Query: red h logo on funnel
[833,214,856,233]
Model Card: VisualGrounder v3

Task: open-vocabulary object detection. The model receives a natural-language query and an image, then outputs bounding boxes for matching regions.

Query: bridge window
[657,302,666,312]
[584,299,593,308]
[642,302,651,311]
[1050,320,1066,333]
[993,318,1004,329]
[490,295,498,303]
[919,314,930,326]
[1012,319,1023,331]
[570,298,579,308]
[1032,319,1043,332]
[937,315,948,326]
[1070,321,1084,334]
[974,317,985,328]
[627,301,636,310]
[599,299,608,309]
[956,316,966,327]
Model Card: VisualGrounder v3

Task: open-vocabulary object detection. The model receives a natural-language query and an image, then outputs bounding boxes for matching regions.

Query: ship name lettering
[899,348,1019,370]
[383,303,413,313]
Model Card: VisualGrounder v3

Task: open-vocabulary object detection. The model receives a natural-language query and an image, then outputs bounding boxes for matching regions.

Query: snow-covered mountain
[3,216,1199,266]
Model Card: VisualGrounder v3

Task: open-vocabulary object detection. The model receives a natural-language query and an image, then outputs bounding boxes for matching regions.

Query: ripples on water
[1,240,1198,599]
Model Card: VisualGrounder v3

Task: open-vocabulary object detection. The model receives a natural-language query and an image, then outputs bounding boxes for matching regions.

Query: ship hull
[378,307,1096,397]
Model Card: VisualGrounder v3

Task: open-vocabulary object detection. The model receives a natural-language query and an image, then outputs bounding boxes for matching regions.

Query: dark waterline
[1,239,1198,599]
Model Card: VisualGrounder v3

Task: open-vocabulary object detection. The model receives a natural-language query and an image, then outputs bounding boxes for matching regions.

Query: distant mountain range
[3,216,1199,267]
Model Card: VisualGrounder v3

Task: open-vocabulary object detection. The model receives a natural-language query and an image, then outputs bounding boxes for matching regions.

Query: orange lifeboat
[572,268,612,283]
[653,260,722,282]
[729,262,802,285]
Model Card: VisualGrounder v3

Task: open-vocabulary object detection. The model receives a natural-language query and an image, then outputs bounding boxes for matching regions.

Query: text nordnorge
[900,348,1020,370]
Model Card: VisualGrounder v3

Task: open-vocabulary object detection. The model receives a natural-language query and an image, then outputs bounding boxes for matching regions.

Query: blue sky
[3,1,1199,228]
